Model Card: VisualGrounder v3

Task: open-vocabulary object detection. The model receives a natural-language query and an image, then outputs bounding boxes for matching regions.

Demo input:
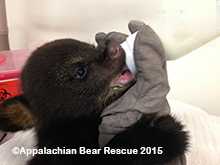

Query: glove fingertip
[128,20,145,33]
[95,32,106,44]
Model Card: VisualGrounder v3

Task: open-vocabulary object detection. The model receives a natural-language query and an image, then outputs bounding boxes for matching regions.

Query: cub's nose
[107,42,124,60]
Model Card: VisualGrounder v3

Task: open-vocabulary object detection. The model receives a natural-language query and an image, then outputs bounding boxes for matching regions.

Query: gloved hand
[96,20,170,147]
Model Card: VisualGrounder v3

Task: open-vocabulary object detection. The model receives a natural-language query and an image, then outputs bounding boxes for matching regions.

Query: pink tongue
[117,70,133,84]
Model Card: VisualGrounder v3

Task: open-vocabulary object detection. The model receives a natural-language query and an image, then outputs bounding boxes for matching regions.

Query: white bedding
[169,99,220,165]
[0,99,220,165]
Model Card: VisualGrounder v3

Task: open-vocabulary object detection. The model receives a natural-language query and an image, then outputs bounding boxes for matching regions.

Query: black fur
[107,115,189,164]
[18,39,188,165]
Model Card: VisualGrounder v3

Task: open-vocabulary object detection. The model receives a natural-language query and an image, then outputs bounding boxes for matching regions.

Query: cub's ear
[0,95,34,132]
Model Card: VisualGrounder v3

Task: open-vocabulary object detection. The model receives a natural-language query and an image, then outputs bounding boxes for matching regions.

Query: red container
[0,50,31,102]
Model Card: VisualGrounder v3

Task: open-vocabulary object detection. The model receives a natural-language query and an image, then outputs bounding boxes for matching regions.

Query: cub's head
[21,39,135,119]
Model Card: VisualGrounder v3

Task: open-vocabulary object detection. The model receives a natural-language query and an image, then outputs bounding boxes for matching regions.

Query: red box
[0,50,31,102]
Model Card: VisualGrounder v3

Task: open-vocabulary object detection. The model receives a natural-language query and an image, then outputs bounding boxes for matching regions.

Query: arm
[97,21,170,147]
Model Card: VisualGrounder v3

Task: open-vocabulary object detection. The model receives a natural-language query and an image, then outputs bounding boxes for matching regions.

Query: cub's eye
[72,65,88,80]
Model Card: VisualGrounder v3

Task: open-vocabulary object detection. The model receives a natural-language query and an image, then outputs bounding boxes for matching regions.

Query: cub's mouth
[101,43,136,107]
[110,65,136,90]
[103,65,136,106]
[107,42,136,90]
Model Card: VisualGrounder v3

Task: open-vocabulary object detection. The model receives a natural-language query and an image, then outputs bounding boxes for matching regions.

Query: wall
[6,0,218,58]
[0,0,9,50]
[167,37,220,115]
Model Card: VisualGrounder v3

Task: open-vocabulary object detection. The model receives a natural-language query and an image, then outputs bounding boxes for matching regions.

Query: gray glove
[96,20,170,147]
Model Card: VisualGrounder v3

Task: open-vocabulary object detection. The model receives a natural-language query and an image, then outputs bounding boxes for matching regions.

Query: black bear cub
[15,39,187,164]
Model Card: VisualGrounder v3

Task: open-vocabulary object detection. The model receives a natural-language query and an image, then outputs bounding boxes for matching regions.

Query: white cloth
[120,32,138,74]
